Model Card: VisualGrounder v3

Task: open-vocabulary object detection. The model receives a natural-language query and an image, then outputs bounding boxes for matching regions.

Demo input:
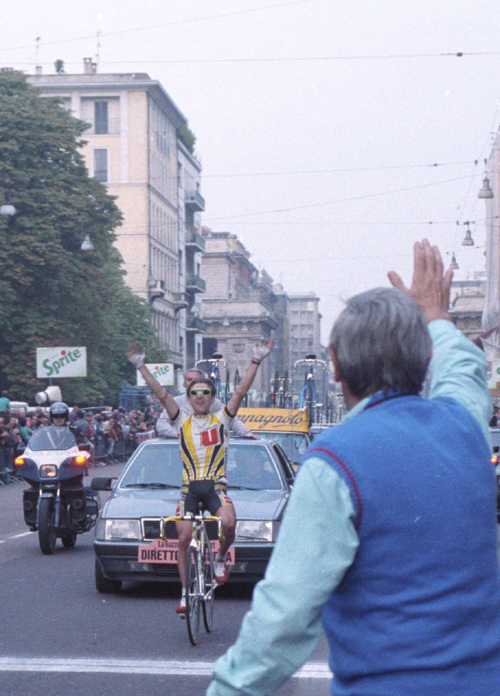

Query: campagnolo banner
[36,347,87,379]
[237,408,309,433]
[136,363,174,387]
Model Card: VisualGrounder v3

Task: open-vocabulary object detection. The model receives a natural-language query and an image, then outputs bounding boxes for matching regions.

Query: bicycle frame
[162,512,221,644]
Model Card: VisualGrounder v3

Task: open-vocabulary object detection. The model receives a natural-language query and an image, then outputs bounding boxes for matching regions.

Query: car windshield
[29,426,76,451]
[227,444,282,490]
[120,443,183,488]
[254,432,310,462]
[119,442,282,491]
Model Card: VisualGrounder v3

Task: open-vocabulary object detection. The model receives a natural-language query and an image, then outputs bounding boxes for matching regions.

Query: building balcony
[185,274,206,293]
[187,316,207,332]
[185,190,205,212]
[185,227,206,252]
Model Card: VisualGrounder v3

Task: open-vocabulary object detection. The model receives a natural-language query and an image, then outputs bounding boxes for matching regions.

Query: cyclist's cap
[188,377,216,397]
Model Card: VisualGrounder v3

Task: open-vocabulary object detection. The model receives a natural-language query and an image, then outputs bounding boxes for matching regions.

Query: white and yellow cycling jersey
[173,407,234,484]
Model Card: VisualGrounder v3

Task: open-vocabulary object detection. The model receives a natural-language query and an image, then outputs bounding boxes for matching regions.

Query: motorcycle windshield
[29,426,76,451]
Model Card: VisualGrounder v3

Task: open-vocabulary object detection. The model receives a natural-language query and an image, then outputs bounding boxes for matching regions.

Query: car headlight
[96,519,141,541]
[235,521,279,542]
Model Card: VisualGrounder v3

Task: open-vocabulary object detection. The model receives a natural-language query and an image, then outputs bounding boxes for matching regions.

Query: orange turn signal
[14,457,25,466]
[73,454,87,466]
[491,455,498,466]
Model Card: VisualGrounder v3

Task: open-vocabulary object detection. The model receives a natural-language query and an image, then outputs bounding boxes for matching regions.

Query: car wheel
[95,559,122,593]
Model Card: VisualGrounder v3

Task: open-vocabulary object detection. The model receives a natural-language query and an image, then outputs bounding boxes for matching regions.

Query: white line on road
[0,657,332,679]
[0,531,33,544]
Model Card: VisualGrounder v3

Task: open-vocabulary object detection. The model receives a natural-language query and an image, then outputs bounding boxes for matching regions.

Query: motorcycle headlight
[40,465,58,478]
[235,521,279,542]
[96,519,141,541]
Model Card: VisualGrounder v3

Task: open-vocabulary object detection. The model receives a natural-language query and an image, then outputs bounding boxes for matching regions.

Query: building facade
[29,60,205,380]
[200,231,290,403]
[450,277,486,343]
[287,292,324,399]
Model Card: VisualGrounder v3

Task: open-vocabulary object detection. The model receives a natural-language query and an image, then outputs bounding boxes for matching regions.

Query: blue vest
[308,392,500,696]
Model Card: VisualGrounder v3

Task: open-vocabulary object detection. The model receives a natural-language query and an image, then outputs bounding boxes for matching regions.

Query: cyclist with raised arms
[125,339,274,614]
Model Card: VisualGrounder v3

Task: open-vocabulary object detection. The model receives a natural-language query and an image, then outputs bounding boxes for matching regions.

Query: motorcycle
[14,425,98,555]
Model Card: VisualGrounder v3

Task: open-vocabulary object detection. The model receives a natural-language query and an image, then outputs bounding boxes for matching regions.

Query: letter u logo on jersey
[201,426,220,447]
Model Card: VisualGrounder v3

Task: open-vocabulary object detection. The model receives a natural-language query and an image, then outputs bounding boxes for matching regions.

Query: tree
[54,60,66,74]
[0,70,168,404]
[178,124,196,154]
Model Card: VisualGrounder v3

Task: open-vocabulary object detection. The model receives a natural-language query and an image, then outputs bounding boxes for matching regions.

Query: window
[94,101,108,134]
[93,149,108,182]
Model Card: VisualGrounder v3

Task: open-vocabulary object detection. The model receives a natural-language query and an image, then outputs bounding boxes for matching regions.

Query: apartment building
[288,292,324,396]
[29,59,205,378]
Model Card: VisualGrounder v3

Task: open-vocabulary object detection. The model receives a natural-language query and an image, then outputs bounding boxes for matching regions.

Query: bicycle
[299,359,317,427]
[294,354,329,425]
[161,509,220,645]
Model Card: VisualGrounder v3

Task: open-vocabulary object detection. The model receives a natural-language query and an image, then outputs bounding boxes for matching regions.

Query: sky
[2,0,500,341]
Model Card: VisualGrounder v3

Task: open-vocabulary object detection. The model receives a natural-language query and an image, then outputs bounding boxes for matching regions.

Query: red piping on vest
[309,446,363,530]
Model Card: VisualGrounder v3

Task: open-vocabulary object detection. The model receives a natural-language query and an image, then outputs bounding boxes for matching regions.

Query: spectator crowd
[0,399,160,484]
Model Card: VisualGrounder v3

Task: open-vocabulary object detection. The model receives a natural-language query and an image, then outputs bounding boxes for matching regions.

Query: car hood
[103,487,288,521]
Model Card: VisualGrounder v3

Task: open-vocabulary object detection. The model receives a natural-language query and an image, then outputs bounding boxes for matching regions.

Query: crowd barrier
[92,429,156,466]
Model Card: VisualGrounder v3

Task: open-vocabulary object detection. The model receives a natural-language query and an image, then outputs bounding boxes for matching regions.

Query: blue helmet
[49,401,70,423]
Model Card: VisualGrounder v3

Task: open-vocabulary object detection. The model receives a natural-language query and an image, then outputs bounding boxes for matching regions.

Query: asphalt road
[0,463,331,696]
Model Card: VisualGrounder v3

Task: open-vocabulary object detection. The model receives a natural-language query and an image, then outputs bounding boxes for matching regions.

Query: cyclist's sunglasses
[189,387,213,397]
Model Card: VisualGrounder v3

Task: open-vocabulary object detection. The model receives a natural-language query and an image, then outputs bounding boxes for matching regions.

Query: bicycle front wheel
[202,540,215,632]
[186,546,201,645]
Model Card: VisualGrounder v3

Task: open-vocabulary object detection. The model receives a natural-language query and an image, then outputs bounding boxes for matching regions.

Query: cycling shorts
[176,480,233,517]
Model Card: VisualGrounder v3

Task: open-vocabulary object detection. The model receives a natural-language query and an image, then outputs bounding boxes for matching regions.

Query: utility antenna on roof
[35,36,41,73]
[95,31,101,71]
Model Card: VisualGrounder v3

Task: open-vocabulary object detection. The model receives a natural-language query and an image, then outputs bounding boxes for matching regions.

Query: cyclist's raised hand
[252,339,274,364]
[125,344,146,368]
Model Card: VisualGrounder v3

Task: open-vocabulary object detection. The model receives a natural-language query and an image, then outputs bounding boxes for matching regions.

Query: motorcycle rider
[48,402,91,471]
[49,401,71,427]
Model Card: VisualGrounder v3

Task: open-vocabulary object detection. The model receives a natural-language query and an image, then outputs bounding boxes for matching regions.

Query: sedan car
[91,438,295,592]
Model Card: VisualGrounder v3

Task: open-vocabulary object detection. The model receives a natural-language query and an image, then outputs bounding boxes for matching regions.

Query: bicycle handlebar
[162,514,220,524]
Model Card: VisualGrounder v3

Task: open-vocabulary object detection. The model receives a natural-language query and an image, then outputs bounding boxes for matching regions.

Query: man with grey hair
[156,367,255,439]
[207,240,500,696]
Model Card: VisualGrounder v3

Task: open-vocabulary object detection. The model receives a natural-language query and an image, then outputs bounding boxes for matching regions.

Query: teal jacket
[208,321,495,696]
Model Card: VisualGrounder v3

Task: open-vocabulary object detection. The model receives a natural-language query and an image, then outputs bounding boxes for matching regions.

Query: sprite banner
[488,359,500,390]
[137,363,174,387]
[36,347,87,378]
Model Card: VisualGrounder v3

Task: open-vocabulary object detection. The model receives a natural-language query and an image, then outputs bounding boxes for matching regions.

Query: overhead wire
[203,173,478,222]
[0,0,318,53]
[9,51,500,64]
[202,160,473,178]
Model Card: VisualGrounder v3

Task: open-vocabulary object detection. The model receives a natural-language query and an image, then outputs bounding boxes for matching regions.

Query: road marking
[0,531,33,544]
[0,657,332,679]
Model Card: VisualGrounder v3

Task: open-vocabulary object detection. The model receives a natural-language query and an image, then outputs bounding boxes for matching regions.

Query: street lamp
[0,182,16,217]
[478,177,494,199]
[461,223,474,247]
[80,234,94,251]
[478,159,494,199]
